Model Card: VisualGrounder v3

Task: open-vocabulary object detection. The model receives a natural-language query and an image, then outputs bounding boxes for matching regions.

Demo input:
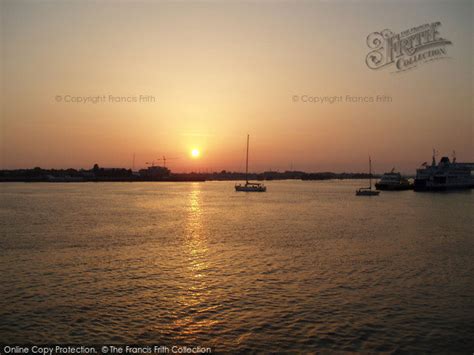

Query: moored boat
[375,169,412,191]
[235,134,267,192]
[356,156,380,196]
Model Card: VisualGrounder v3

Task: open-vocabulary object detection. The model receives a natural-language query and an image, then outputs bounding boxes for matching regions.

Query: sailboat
[356,156,380,196]
[235,134,266,192]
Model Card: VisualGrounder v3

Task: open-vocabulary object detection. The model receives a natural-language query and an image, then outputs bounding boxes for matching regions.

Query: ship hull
[375,183,412,191]
[414,180,474,192]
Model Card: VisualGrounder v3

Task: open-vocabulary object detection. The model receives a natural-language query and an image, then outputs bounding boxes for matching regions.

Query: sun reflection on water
[185,184,208,276]
[173,183,218,336]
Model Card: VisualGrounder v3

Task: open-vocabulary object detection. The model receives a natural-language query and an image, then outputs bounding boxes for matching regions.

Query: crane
[155,155,179,168]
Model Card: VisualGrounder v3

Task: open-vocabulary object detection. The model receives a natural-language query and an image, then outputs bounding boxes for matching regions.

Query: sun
[191,149,200,158]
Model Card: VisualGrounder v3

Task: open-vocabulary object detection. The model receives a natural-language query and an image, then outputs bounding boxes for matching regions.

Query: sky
[1,0,472,173]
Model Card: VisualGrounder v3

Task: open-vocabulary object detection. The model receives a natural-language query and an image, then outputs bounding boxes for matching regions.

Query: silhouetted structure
[138,166,171,180]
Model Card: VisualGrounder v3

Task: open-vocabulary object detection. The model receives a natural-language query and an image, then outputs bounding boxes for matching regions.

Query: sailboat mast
[369,156,372,189]
[246,134,249,184]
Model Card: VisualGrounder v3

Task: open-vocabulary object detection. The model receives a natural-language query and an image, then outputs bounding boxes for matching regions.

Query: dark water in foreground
[0,181,473,353]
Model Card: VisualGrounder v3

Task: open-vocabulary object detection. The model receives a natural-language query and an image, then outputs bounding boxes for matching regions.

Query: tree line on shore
[0,164,376,182]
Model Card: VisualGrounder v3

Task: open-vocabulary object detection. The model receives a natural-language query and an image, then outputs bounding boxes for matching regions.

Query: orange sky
[1,0,472,173]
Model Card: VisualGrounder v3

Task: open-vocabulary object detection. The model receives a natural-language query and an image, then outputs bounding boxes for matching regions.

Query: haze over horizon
[1,0,472,174]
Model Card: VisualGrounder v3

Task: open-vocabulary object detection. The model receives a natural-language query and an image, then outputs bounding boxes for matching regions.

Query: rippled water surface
[1,181,473,352]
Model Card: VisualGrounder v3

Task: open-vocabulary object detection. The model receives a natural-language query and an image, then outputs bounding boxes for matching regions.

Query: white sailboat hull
[235,183,266,192]
[356,188,380,196]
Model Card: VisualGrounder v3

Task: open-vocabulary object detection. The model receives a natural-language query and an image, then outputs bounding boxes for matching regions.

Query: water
[0,181,473,352]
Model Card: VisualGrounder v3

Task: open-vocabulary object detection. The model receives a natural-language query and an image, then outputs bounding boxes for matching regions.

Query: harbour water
[0,181,473,352]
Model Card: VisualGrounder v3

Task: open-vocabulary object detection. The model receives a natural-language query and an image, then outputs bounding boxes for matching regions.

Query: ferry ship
[414,152,474,192]
[375,169,412,191]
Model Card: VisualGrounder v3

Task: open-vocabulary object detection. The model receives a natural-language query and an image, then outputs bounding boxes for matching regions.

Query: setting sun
[191,149,200,158]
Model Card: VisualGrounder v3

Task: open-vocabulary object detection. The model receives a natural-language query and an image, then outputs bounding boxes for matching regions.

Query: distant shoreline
[0,177,378,183]
[0,167,388,183]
